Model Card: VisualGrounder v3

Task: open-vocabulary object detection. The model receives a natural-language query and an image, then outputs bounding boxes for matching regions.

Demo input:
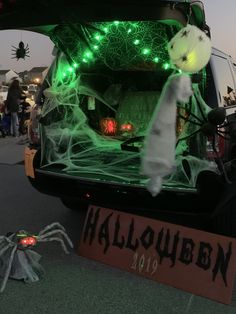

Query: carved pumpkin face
[100,118,118,135]
[120,122,134,133]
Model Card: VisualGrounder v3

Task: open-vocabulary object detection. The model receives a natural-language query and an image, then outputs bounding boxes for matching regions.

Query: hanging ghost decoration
[141,74,193,196]
[141,25,212,196]
[168,24,211,73]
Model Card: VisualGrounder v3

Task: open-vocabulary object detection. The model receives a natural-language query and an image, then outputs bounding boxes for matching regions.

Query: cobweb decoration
[39,21,218,189]
[87,21,169,70]
[51,21,170,72]
[40,84,143,183]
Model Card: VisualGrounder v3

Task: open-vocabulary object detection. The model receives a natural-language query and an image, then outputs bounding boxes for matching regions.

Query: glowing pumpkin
[168,24,211,73]
[120,122,134,133]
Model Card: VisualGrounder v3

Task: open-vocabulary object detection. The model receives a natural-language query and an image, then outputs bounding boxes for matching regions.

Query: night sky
[0,0,234,73]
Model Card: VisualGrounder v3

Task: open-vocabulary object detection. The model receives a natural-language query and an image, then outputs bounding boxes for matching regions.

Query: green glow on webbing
[58,21,171,80]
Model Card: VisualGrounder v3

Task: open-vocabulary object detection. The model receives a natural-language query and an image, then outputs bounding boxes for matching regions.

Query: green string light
[142,48,150,55]
[61,21,171,79]
[163,62,170,70]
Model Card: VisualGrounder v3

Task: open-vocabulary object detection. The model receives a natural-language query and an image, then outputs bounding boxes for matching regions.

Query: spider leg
[0,234,15,245]
[220,121,236,128]
[197,104,207,122]
[178,114,202,126]
[39,237,70,254]
[176,129,201,147]
[11,46,17,50]
[38,222,66,236]
[217,129,230,134]
[216,131,231,141]
[25,44,29,49]
[0,245,17,293]
[178,106,204,124]
[0,236,14,242]
[0,242,14,257]
[38,229,73,250]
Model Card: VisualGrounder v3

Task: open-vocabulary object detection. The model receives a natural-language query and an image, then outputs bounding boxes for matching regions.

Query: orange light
[120,123,134,132]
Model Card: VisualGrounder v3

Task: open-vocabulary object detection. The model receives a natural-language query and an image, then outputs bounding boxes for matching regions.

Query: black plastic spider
[177,102,236,183]
[11,41,30,60]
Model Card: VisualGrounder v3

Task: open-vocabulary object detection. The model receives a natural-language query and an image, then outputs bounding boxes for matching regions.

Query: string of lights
[55,21,171,81]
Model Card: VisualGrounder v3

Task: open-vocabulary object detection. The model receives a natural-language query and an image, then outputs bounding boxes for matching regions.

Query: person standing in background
[0,102,6,137]
[6,79,23,137]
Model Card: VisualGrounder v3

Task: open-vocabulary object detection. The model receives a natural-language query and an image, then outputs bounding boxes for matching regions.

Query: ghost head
[168,24,212,73]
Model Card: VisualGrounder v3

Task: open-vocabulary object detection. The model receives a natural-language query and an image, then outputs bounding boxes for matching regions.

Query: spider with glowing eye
[0,222,73,293]
[11,41,30,60]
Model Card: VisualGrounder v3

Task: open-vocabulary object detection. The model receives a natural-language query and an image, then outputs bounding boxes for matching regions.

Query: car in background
[26,84,38,103]
[20,84,29,94]
[0,85,8,103]
[28,84,38,95]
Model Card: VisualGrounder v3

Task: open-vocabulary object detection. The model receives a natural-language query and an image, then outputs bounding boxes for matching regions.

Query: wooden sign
[79,205,236,304]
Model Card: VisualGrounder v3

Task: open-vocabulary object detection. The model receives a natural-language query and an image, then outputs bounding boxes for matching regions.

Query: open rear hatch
[35,17,215,193]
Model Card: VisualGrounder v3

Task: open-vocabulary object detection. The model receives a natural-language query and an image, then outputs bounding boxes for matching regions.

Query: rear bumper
[25,146,220,230]
[28,165,216,229]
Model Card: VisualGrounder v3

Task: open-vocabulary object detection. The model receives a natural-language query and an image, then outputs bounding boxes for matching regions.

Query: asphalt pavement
[0,136,236,314]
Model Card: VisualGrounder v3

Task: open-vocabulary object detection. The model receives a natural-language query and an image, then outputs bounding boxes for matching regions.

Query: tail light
[206,134,225,160]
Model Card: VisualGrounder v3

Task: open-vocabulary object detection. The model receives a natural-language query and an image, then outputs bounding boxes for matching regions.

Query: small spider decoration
[11,41,30,60]
[0,222,73,292]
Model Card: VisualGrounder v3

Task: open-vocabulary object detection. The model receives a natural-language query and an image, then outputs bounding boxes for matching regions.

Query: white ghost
[141,74,193,196]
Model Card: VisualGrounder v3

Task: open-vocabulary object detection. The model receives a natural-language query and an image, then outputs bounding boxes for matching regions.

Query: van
[1,0,236,237]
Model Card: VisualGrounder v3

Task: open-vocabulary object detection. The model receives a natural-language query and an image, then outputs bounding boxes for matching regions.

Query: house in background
[0,69,20,85]
[27,67,48,84]
[18,70,29,83]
